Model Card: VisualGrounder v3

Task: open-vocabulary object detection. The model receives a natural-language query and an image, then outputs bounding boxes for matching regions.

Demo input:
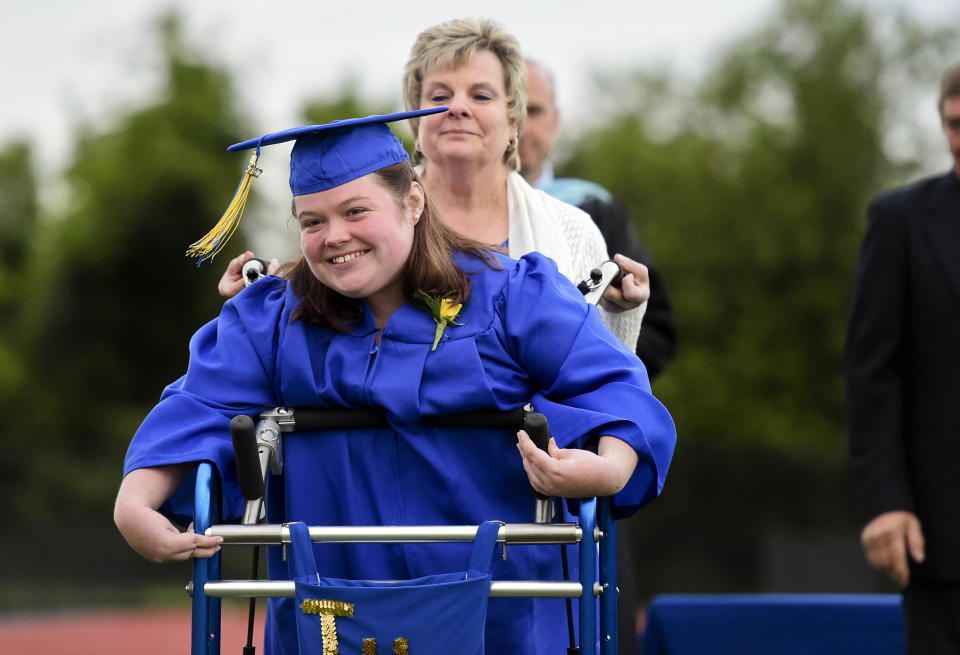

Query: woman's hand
[218,251,281,299]
[516,430,639,498]
[114,466,223,563]
[600,254,649,313]
[116,507,223,563]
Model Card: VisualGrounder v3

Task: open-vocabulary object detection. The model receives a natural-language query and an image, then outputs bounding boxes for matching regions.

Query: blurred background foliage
[0,0,956,609]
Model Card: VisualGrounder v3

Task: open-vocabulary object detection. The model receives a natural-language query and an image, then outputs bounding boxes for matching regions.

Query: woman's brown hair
[285,161,500,332]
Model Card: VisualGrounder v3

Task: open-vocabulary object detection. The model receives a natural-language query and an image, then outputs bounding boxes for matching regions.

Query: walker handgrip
[523,412,551,453]
[523,413,552,503]
[231,415,264,500]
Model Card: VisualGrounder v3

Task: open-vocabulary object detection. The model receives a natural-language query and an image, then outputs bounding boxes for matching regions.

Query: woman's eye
[301,218,325,230]
[430,93,449,103]
[346,207,367,218]
[474,93,493,101]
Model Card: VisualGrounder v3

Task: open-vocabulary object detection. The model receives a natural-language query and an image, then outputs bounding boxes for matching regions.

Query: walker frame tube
[204,580,584,599]
[598,495,617,655]
[579,497,598,653]
[192,462,222,655]
[208,522,582,544]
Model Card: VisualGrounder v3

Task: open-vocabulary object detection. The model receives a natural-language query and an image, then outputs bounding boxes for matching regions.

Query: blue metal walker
[188,433,619,654]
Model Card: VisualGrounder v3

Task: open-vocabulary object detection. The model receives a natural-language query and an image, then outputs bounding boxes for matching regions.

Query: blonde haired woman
[402,17,649,348]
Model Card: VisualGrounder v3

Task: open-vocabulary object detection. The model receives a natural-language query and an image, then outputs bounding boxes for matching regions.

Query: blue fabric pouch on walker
[287,520,500,655]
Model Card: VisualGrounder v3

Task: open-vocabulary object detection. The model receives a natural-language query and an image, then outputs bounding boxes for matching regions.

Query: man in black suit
[847,59,960,653]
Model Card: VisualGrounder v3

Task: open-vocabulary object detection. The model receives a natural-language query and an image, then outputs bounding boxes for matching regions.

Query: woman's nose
[446,93,470,117]
[324,219,349,247]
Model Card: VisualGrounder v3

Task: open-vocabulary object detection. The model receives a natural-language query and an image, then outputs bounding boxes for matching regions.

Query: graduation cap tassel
[187,108,447,266]
[186,152,262,265]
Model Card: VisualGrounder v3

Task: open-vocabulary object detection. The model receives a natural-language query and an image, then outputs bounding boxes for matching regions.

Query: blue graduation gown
[123,251,676,655]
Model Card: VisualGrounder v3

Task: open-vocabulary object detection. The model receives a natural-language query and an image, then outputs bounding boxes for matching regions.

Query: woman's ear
[409,181,426,224]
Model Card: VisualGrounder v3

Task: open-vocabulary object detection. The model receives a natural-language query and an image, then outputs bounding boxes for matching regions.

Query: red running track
[0,608,265,655]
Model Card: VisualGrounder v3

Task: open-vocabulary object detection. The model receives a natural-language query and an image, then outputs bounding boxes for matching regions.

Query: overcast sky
[5,0,957,183]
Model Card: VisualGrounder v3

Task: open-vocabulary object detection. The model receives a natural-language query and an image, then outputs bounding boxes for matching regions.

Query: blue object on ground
[643,593,903,655]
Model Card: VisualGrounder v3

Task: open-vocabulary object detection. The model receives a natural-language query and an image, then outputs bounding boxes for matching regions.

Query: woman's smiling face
[417,49,515,169]
[297,172,423,319]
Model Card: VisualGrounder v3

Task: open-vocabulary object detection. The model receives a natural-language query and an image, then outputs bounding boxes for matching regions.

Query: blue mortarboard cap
[186,107,448,264]
[227,107,448,196]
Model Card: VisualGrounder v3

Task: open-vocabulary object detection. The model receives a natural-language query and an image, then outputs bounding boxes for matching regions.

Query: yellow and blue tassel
[186,151,262,265]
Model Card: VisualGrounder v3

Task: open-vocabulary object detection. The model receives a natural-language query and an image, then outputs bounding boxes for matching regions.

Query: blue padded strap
[467,521,501,574]
[286,521,318,580]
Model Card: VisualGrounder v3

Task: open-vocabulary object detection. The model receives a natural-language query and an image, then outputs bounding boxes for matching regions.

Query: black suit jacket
[847,170,960,581]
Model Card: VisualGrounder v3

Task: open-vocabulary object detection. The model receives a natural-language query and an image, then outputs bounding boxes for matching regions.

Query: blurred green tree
[301,86,409,149]
[2,0,954,604]
[558,0,957,594]
[563,0,954,460]
[301,83,394,127]
[7,15,252,523]
[0,142,37,417]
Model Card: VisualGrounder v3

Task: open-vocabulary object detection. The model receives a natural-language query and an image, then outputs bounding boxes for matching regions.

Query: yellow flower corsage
[415,290,464,351]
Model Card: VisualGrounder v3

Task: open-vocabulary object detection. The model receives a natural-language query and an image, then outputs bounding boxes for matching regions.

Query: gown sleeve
[121,277,288,526]
[501,253,676,518]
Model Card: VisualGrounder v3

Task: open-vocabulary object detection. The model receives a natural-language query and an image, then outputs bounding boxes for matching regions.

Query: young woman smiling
[116,110,676,655]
